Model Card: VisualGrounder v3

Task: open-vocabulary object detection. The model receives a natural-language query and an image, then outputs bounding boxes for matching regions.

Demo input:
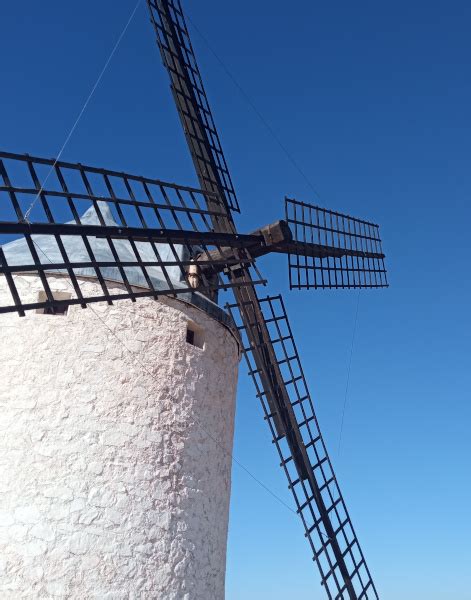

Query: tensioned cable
[87,293,325,547]
[10,0,297,517]
[28,236,329,544]
[27,236,297,518]
[337,289,361,455]
[23,0,143,223]
[185,12,323,202]
[186,10,363,460]
[88,301,298,517]
[13,1,358,520]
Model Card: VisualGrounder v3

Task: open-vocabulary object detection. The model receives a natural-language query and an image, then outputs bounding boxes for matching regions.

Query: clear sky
[2,1,471,598]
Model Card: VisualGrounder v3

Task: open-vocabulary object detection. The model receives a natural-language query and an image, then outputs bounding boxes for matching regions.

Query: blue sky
[2,1,471,598]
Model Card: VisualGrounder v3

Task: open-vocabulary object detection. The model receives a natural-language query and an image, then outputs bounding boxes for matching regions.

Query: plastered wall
[0,275,240,599]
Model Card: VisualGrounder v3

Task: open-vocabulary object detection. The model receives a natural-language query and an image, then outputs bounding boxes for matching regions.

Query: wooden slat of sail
[0,152,262,315]
[285,198,388,290]
[148,0,240,213]
[227,295,380,600]
[148,2,381,597]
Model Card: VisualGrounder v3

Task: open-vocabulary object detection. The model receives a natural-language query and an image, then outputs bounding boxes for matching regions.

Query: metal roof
[2,201,234,328]
[2,201,188,290]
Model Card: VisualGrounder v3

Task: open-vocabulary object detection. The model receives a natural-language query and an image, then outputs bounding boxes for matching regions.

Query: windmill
[0,1,387,598]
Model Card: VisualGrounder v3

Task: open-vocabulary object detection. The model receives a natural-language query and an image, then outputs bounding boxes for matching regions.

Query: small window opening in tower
[186,322,204,349]
[36,291,71,316]
[186,328,195,345]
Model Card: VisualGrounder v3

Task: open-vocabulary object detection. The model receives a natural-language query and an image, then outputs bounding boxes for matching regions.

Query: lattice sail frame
[228,295,379,600]
[0,152,263,316]
[148,0,240,213]
[0,0,386,596]
[146,3,383,597]
[286,198,387,290]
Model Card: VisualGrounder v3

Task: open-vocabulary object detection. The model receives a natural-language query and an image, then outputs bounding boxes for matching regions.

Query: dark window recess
[186,322,204,349]
[186,328,195,345]
[36,291,71,316]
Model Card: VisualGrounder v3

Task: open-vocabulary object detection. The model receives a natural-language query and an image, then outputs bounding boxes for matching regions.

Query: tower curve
[0,273,240,599]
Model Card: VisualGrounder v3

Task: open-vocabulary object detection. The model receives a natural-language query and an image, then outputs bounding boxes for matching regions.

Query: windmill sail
[0,0,386,596]
[0,152,262,316]
[148,2,382,598]
[285,198,388,290]
[228,295,379,600]
[148,0,240,213]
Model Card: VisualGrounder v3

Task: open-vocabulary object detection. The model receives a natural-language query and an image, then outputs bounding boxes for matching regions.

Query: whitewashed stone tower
[0,215,241,598]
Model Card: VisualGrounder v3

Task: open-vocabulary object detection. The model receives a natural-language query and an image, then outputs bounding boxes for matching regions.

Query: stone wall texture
[0,275,240,599]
